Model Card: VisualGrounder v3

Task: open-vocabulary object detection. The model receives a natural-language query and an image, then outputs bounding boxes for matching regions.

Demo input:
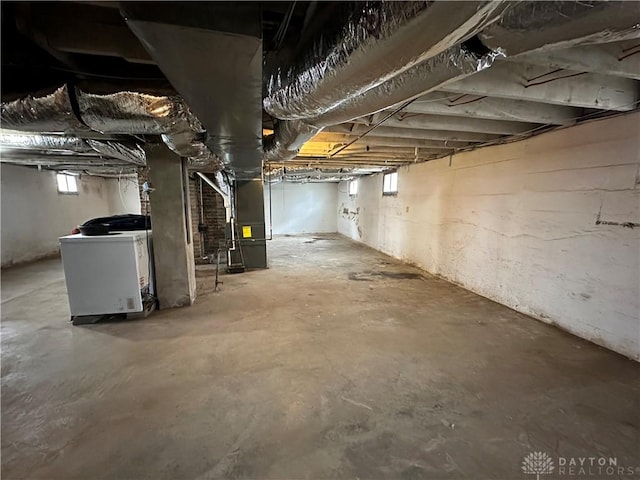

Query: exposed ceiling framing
[1,1,639,182]
[284,35,640,180]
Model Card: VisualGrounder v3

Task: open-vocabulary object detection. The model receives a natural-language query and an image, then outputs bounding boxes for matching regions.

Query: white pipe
[195,171,230,223]
[196,171,236,269]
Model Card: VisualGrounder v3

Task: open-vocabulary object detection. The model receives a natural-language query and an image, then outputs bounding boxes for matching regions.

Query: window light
[57,173,78,194]
[382,171,398,195]
[349,180,358,196]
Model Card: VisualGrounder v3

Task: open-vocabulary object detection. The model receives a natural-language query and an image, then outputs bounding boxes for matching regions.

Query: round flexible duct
[76,90,222,170]
[312,44,504,128]
[0,86,222,171]
[479,1,640,56]
[0,129,147,166]
[263,43,503,163]
[264,1,508,120]
[263,2,509,164]
[263,0,640,165]
[0,85,84,133]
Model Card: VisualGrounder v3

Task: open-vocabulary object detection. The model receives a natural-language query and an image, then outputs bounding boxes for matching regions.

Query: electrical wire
[330,98,418,157]
[274,1,297,50]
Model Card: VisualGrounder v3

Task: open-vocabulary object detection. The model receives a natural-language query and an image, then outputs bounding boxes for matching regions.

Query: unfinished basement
[1,2,639,479]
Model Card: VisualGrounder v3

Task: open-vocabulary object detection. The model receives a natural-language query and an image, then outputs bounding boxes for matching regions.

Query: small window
[382,171,398,195]
[349,180,358,196]
[56,173,78,194]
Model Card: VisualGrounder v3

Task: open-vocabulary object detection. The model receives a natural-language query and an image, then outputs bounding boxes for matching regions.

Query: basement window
[56,173,78,194]
[349,180,358,196]
[382,171,398,195]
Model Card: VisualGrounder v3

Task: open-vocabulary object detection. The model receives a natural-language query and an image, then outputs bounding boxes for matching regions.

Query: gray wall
[1,164,141,267]
[265,182,338,235]
[338,112,640,360]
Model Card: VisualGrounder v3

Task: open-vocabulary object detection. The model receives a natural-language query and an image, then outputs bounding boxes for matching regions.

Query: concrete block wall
[338,112,640,360]
[265,182,338,234]
[1,164,141,267]
[189,175,226,263]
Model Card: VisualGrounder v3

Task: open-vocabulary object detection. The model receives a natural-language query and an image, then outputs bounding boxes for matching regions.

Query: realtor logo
[522,451,555,480]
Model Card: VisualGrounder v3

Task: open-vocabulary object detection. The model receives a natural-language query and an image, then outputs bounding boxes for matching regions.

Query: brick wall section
[138,168,151,215]
[138,168,226,264]
[189,175,227,263]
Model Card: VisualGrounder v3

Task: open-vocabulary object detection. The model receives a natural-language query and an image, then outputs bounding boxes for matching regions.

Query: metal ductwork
[0,150,134,170]
[0,85,84,134]
[76,90,221,170]
[263,1,509,163]
[84,140,146,166]
[265,166,357,184]
[264,1,508,120]
[121,3,266,268]
[0,129,146,166]
[479,1,640,56]
[0,130,93,152]
[264,0,640,165]
[1,86,222,172]
[311,44,504,128]
[263,120,321,163]
[121,3,263,180]
[263,46,503,163]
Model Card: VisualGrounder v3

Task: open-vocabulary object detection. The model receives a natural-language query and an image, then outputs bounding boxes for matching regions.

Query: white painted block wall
[265,182,338,234]
[1,164,141,267]
[338,113,640,360]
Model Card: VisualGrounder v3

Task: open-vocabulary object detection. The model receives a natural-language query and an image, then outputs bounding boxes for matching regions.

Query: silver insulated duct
[264,0,640,165]
[1,86,222,171]
[263,42,506,163]
[76,90,221,170]
[479,1,640,55]
[0,85,85,134]
[310,44,504,130]
[265,166,356,184]
[0,130,146,166]
[264,1,508,120]
[263,1,509,163]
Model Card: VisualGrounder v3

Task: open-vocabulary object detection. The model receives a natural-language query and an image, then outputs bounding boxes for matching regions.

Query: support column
[146,143,197,308]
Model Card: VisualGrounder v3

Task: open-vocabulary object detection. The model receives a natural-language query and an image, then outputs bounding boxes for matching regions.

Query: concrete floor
[2,234,639,479]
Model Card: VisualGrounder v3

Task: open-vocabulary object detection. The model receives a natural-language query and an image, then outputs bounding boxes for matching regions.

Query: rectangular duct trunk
[123,3,267,268]
[122,3,264,178]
